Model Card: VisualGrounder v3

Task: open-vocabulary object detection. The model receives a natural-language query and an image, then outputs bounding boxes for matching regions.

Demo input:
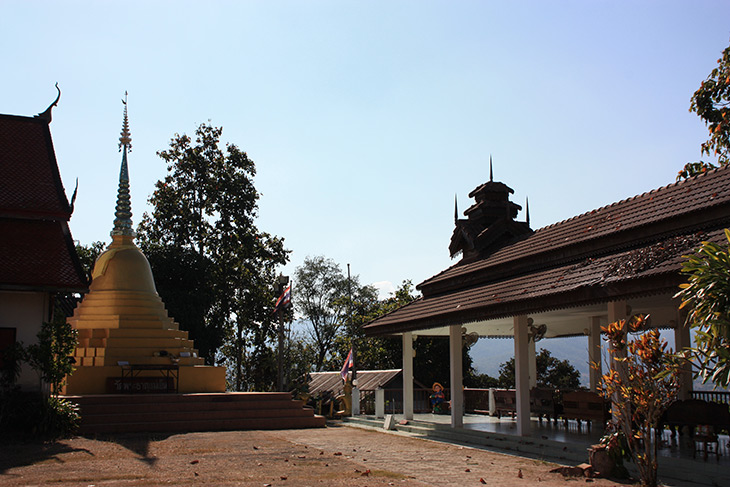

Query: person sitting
[430,382,446,414]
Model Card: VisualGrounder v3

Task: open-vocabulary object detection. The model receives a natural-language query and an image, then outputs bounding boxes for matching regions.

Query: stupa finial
[526,197,530,227]
[454,194,459,223]
[111,92,135,237]
[119,91,132,152]
[489,155,493,182]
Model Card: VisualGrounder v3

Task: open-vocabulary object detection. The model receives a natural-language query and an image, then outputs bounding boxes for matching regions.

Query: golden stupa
[64,97,226,395]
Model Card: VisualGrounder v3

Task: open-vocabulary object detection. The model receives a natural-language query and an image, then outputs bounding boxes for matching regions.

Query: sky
[2,1,729,304]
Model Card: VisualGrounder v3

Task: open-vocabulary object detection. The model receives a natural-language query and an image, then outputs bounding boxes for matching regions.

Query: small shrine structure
[63,97,226,394]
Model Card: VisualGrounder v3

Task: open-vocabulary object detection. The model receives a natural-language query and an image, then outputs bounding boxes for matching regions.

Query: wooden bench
[561,390,609,430]
[530,388,560,424]
[493,389,516,418]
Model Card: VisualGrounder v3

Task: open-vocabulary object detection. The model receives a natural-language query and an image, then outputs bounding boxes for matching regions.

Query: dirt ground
[0,423,638,487]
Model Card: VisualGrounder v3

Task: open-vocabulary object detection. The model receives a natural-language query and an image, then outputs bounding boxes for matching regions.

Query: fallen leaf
[190,460,199,465]
[333,452,342,456]
[518,469,523,478]
[361,469,371,477]
[253,446,259,450]
[280,476,287,480]
[194,472,199,477]
[479,479,486,484]
[465,468,471,472]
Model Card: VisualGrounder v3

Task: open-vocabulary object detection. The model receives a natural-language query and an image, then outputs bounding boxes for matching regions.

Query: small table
[119,364,179,393]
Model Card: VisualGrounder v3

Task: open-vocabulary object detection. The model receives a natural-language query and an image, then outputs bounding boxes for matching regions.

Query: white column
[674,314,693,400]
[607,301,627,423]
[514,315,531,436]
[402,332,414,420]
[375,388,385,418]
[449,324,464,428]
[588,316,602,391]
[528,338,537,389]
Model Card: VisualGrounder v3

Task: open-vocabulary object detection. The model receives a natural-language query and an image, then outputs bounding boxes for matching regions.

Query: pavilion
[364,163,730,436]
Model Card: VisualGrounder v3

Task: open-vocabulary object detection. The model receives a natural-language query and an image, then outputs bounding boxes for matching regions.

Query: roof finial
[111,92,135,238]
[489,155,493,182]
[454,194,459,223]
[119,91,132,152]
[35,83,61,123]
[526,197,530,227]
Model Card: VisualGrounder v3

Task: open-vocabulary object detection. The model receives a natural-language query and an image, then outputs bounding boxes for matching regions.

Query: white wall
[0,290,49,391]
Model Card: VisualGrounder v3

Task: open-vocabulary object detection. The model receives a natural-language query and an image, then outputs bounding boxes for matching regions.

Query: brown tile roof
[0,113,87,291]
[308,369,402,396]
[0,115,71,218]
[365,166,730,336]
[0,218,86,291]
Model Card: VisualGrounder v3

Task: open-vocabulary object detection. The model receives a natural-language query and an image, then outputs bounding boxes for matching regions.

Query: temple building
[63,98,226,395]
[0,90,88,391]
[365,161,730,436]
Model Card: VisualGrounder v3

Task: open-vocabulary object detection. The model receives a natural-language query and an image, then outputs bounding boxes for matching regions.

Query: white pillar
[607,301,627,423]
[402,332,414,420]
[514,315,531,436]
[674,314,693,400]
[352,387,360,415]
[449,324,464,428]
[375,388,385,418]
[588,316,602,392]
[528,338,537,389]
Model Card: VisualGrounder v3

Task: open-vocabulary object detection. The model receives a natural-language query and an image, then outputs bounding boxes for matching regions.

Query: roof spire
[35,83,61,123]
[454,194,459,223]
[525,197,530,227]
[489,155,493,182]
[111,92,135,238]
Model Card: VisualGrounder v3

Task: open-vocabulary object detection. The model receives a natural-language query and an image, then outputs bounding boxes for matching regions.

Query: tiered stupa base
[64,235,225,395]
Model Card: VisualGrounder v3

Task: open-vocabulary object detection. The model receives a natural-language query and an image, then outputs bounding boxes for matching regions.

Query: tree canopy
[676,229,730,388]
[679,37,730,179]
[137,123,289,390]
[496,348,581,390]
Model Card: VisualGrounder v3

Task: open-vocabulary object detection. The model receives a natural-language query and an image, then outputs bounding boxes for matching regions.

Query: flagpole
[276,275,289,392]
[347,263,356,385]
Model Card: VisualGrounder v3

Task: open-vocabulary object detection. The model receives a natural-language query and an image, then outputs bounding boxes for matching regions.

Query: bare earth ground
[0,423,637,487]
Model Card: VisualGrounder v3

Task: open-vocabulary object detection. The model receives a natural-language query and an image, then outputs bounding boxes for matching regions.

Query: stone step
[80,407,317,425]
[65,392,324,434]
[79,416,326,434]
[79,399,308,415]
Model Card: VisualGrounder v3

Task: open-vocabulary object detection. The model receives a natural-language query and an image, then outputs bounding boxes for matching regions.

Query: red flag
[273,284,291,313]
[340,348,354,380]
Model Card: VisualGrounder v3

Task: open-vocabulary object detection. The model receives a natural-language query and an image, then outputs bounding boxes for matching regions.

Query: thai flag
[274,284,291,312]
[340,348,354,380]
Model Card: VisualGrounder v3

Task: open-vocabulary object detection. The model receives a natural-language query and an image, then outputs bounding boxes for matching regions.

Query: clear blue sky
[3,1,729,298]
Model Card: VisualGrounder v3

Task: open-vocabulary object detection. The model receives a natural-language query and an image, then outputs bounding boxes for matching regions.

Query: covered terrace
[364,164,730,439]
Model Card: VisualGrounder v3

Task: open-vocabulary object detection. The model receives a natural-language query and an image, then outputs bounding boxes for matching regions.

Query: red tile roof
[365,165,730,336]
[0,113,87,291]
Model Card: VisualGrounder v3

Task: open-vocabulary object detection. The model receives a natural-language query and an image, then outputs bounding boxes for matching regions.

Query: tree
[496,349,581,389]
[600,316,681,487]
[678,38,730,179]
[137,123,289,390]
[293,256,377,371]
[675,229,730,387]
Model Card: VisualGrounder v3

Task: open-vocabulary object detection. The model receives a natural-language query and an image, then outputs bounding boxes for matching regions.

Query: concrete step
[64,393,324,435]
[79,416,326,435]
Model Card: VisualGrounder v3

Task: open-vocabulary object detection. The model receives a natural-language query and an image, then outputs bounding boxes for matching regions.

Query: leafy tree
[678,38,730,179]
[676,229,730,387]
[600,316,681,487]
[294,256,377,371]
[75,241,105,281]
[496,348,581,389]
[137,123,289,389]
[24,321,78,397]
